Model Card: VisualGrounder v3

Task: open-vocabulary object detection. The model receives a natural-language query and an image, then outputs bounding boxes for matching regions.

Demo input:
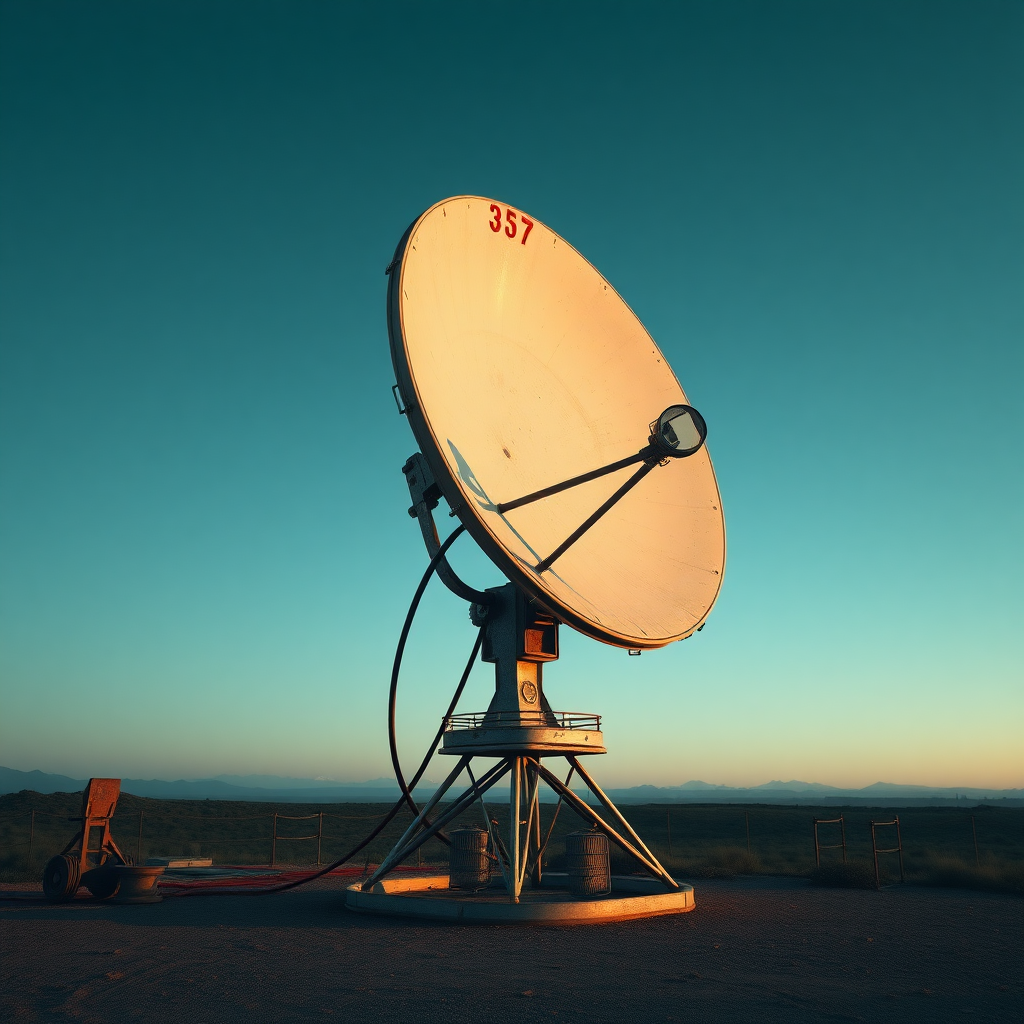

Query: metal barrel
[566,830,611,896]
[111,865,164,904]
[448,827,490,889]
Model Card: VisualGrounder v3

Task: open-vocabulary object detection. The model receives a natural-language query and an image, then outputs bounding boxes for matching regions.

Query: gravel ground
[1,875,1020,1023]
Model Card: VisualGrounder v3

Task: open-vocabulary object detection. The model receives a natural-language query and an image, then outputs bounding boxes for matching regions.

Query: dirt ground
[1,875,1020,1023]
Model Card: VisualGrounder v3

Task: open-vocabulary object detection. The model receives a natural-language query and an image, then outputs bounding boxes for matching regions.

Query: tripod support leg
[509,758,523,901]
[524,762,574,884]
[518,760,542,893]
[365,757,510,889]
[568,755,678,889]
[365,756,470,887]
[533,761,677,888]
[467,762,511,893]
[527,760,543,887]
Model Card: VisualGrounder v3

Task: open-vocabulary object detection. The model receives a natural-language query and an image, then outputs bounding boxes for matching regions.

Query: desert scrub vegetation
[904,851,1024,896]
[2,791,1020,894]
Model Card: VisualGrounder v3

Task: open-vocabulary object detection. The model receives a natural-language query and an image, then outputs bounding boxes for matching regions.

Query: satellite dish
[388,196,725,649]
[359,196,723,917]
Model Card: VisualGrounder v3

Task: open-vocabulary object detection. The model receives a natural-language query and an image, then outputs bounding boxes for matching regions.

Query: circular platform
[440,725,606,756]
[344,873,694,924]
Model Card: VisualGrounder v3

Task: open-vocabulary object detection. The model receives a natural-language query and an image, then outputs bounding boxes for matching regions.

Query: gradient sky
[1,0,1021,790]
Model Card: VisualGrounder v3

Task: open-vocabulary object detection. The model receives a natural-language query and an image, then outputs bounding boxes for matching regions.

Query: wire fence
[2,798,1021,890]
[0,805,399,867]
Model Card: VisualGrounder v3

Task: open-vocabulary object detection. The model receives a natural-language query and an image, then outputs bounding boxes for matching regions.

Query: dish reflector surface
[389,197,725,648]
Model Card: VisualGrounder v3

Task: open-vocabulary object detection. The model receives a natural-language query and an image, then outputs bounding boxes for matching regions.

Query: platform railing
[443,711,602,731]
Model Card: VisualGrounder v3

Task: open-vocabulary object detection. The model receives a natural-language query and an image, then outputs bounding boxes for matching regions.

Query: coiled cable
[169,524,478,896]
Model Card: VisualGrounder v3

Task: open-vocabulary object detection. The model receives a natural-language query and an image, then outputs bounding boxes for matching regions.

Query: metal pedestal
[363,749,677,901]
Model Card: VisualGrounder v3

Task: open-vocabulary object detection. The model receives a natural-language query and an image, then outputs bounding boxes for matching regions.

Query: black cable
[388,524,470,834]
[163,524,477,897]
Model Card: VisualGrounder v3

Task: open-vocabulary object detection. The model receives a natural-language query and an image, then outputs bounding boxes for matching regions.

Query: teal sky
[1,0,1021,789]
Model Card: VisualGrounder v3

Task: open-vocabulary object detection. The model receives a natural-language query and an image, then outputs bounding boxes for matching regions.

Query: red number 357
[489,203,534,244]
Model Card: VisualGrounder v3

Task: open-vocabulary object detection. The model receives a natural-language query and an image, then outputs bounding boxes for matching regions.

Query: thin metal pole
[530,761,543,887]
[510,757,522,901]
[29,810,34,858]
[526,764,575,881]
[896,816,905,882]
[317,811,323,867]
[518,760,540,891]
[840,815,847,864]
[495,451,647,514]
[367,757,510,889]
[138,810,144,864]
[468,761,512,892]
[534,762,668,881]
[871,823,880,889]
[367,756,472,885]
[971,815,980,868]
[568,755,674,884]
[535,461,656,573]
[367,759,511,888]
[271,813,278,869]
[814,818,820,867]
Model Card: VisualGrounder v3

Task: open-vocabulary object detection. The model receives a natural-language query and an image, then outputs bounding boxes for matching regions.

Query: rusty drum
[448,827,490,889]
[566,831,611,896]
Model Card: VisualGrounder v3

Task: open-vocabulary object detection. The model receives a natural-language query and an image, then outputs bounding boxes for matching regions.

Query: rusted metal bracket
[403,453,491,605]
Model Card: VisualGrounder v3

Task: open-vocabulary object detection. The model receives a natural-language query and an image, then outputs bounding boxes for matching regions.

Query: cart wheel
[42,855,81,902]
[84,865,120,900]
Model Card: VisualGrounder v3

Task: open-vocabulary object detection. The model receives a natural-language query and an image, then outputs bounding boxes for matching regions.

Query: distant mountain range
[614,780,1024,805]
[2,766,1020,806]
[0,767,440,803]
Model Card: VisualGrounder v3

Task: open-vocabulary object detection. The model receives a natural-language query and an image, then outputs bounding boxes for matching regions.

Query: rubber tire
[84,865,121,900]
[42,855,80,902]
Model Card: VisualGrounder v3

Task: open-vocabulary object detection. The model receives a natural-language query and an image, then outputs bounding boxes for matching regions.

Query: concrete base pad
[344,873,694,924]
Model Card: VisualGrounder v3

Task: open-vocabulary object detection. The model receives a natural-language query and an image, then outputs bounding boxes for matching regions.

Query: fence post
[271,813,278,868]
[745,811,751,854]
[814,816,846,868]
[971,815,979,868]
[871,821,879,888]
[870,818,903,887]
[317,811,323,868]
[29,810,35,858]
[895,816,904,882]
[137,810,144,864]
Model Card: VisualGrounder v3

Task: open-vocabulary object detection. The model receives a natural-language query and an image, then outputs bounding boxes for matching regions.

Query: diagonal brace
[568,755,677,888]
[364,758,511,889]
[533,762,672,885]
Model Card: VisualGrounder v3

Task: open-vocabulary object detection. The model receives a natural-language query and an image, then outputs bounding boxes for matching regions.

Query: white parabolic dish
[388,196,725,649]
